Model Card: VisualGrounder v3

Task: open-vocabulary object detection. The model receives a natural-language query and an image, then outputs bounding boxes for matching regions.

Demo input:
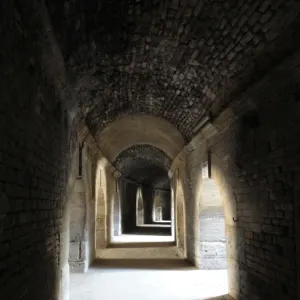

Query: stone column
[113,178,122,236]
[153,191,163,222]
[142,186,154,224]
[136,187,144,226]
[69,178,88,273]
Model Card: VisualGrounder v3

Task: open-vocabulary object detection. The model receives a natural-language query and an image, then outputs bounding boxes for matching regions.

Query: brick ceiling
[113,145,171,189]
[47,0,300,140]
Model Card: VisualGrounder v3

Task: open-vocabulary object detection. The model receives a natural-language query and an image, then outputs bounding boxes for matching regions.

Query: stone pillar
[69,178,88,273]
[136,187,144,225]
[113,178,122,236]
[153,191,163,222]
[142,186,154,224]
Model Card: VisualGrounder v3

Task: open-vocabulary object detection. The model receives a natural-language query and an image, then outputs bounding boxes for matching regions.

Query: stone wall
[181,51,300,300]
[95,164,106,249]
[0,1,70,298]
[113,178,122,236]
[136,187,144,226]
[68,145,96,273]
[170,156,188,258]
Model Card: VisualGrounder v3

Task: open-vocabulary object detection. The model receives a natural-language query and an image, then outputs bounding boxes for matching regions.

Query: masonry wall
[170,163,187,258]
[68,146,96,273]
[0,2,71,299]
[95,164,106,249]
[184,51,300,300]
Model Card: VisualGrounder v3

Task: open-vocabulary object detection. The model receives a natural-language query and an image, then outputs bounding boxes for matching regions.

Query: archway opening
[198,177,228,294]
[111,144,175,244]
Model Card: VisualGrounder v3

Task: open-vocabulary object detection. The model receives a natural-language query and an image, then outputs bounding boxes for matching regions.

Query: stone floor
[70,259,229,300]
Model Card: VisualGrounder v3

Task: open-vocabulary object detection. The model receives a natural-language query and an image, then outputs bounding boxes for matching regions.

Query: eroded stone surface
[46,0,300,139]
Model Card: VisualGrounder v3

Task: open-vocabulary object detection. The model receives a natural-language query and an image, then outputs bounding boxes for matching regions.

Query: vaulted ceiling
[47,0,300,141]
[113,144,171,189]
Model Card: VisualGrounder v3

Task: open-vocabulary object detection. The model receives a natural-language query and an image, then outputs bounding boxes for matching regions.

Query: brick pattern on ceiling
[47,0,300,140]
[113,144,171,189]
[113,144,172,171]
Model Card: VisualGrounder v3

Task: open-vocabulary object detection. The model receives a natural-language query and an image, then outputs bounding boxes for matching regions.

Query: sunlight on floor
[111,233,175,244]
[70,259,228,300]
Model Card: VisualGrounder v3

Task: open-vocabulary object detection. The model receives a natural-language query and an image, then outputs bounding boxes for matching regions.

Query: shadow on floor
[92,258,195,270]
[124,226,172,235]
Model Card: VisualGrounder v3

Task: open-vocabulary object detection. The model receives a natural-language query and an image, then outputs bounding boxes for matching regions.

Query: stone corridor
[1,1,300,300]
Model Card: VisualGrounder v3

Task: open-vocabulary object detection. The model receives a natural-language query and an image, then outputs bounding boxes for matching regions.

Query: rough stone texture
[113,145,172,232]
[170,163,187,259]
[113,144,171,190]
[1,1,300,300]
[46,0,300,140]
[68,145,96,273]
[182,51,300,300]
[0,1,74,299]
[136,187,144,225]
[97,115,185,162]
[114,144,172,174]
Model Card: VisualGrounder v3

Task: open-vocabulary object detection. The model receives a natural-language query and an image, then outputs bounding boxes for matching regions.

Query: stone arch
[181,142,241,298]
[96,115,185,162]
[207,152,242,299]
[66,144,97,273]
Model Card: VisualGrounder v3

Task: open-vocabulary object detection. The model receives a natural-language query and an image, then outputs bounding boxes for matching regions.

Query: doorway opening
[198,177,229,296]
[199,178,227,269]
[110,145,175,246]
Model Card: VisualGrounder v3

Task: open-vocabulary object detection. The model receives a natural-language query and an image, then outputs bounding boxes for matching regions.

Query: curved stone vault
[46,0,300,140]
[113,144,171,189]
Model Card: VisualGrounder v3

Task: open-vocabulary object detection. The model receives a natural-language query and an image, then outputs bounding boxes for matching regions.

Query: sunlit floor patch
[70,259,229,300]
[111,233,175,243]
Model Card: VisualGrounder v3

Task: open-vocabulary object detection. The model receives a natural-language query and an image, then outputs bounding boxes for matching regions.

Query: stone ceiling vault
[97,115,185,162]
[46,0,300,140]
[113,144,172,189]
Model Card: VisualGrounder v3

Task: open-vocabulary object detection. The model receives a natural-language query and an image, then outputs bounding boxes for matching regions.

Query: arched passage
[96,115,185,162]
